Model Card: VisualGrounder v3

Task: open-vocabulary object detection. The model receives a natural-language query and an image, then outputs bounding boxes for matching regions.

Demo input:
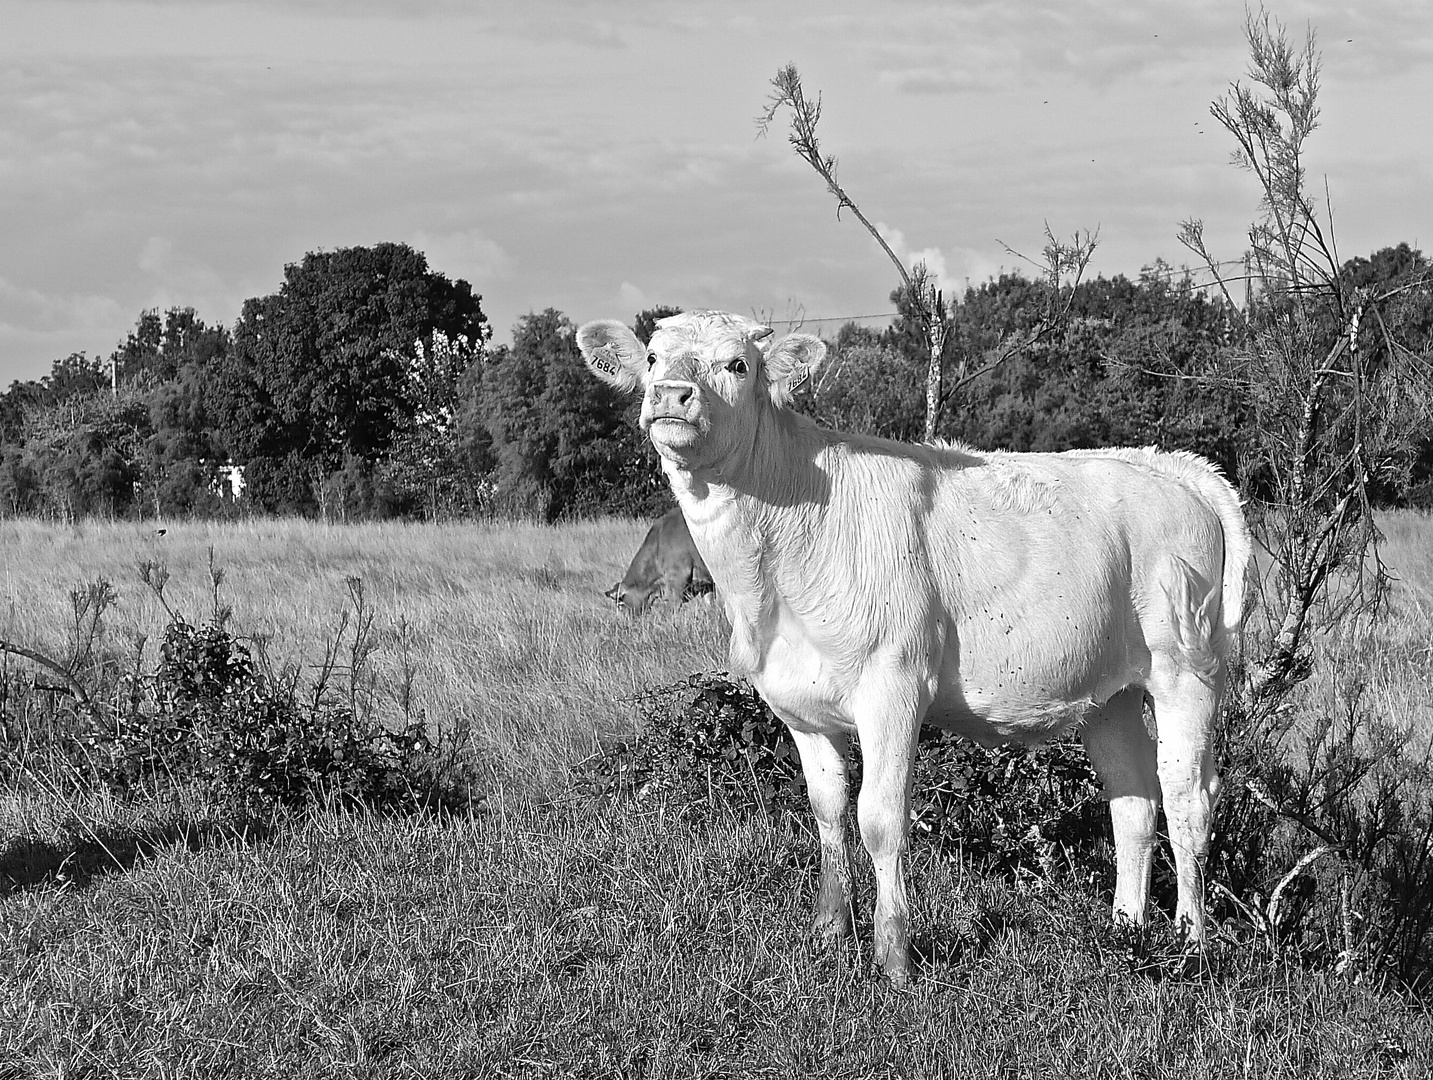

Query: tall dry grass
[1257,511,1433,745]
[3,511,1430,794]
[0,516,728,796]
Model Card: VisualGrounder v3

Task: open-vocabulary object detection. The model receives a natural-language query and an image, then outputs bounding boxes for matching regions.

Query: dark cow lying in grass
[606,508,715,613]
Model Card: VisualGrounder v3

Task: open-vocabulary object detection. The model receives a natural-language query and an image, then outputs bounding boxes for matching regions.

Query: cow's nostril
[651,382,696,412]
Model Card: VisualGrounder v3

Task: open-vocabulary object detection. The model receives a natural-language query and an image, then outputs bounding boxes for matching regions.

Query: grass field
[3,513,1433,1077]
[0,517,728,797]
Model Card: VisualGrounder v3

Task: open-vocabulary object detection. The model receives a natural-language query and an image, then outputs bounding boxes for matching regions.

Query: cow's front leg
[854,686,925,986]
[787,727,853,943]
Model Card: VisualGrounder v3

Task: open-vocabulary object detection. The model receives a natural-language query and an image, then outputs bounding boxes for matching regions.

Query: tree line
[2,240,1429,524]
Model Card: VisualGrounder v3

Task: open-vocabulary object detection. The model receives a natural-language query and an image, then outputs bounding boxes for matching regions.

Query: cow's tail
[1201,464,1252,647]
[1163,454,1252,678]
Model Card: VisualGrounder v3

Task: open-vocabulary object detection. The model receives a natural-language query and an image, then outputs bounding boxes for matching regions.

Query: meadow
[2,514,1433,1077]
[0,517,727,798]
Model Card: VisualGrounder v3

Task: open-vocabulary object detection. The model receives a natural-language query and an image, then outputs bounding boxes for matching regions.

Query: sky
[2,0,1431,385]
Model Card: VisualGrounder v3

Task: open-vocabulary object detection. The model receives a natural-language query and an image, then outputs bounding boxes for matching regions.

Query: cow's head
[577,311,825,470]
[605,580,652,613]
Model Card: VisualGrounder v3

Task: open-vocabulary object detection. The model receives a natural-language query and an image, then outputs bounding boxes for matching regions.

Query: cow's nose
[651,381,695,412]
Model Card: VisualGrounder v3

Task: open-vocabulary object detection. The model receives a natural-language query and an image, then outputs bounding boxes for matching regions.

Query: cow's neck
[661,404,826,674]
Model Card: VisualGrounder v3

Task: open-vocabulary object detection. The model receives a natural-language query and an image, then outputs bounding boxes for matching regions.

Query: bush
[584,671,1110,885]
[1210,683,1433,990]
[100,615,448,812]
[1,568,482,816]
[591,669,1433,989]
[582,673,807,814]
[908,730,1110,885]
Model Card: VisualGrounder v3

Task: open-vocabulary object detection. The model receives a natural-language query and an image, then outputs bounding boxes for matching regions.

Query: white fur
[579,310,1251,983]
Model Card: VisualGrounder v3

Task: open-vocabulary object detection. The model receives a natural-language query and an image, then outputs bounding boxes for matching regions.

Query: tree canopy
[218,242,488,513]
[0,241,1427,523]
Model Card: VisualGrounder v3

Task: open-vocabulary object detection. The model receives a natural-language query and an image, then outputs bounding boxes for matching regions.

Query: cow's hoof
[880,959,912,990]
[873,940,914,989]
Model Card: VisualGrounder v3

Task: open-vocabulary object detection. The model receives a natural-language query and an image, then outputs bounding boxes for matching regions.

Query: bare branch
[942,226,1101,406]
[760,63,954,439]
[757,64,912,293]
[0,638,95,713]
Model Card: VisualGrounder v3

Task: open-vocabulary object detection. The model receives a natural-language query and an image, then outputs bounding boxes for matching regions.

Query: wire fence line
[756,261,1250,328]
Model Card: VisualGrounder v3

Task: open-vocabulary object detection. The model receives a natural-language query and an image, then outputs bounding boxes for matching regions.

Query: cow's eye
[728,358,748,376]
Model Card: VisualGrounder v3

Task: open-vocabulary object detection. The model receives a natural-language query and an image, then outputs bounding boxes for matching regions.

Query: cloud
[878,67,995,94]
[1,0,1429,375]
[411,229,513,287]
[0,276,129,382]
[137,236,239,315]
[874,222,1002,298]
[0,276,126,335]
[865,1,1433,99]
[617,282,650,316]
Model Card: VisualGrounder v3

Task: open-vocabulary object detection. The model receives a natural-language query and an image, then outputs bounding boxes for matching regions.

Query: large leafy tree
[946,267,1243,468]
[3,386,148,520]
[478,308,665,521]
[219,242,488,513]
[104,307,234,516]
[801,322,925,444]
[0,352,138,518]
[0,352,109,445]
[1338,243,1433,505]
[111,307,230,385]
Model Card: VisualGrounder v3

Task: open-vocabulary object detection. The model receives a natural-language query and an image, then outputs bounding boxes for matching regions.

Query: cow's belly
[740,588,1147,746]
[927,614,1147,744]
[924,690,1103,746]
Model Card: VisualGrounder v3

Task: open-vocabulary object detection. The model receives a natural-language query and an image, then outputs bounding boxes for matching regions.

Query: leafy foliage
[583,672,1109,885]
[218,242,488,514]
[1,569,480,815]
[102,614,450,812]
[805,267,1251,485]
[476,308,668,521]
[588,667,1433,989]
[582,673,807,813]
[802,327,925,443]
[0,311,236,520]
[1210,680,1433,990]
[1,236,1424,522]
[908,731,1109,885]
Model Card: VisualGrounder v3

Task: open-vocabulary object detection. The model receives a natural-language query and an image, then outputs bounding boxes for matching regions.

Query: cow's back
[657,510,713,600]
[611,508,715,612]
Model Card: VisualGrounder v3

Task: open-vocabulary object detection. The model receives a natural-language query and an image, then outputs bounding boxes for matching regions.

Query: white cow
[578,310,1250,984]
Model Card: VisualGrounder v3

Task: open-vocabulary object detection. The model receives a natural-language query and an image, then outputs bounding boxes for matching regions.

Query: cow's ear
[763,333,826,408]
[577,320,646,393]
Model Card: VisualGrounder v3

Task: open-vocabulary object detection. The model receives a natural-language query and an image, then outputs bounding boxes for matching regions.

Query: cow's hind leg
[1080,687,1159,927]
[1146,660,1223,942]
[787,727,853,943]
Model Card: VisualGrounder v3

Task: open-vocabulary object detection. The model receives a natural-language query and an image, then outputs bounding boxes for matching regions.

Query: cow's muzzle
[647,380,698,422]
